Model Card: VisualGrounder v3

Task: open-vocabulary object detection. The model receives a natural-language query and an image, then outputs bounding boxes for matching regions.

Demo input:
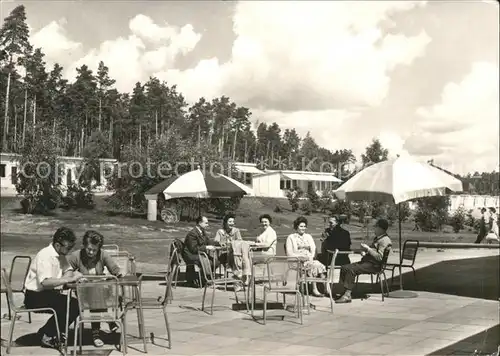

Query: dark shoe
[108,322,119,333]
[335,295,352,304]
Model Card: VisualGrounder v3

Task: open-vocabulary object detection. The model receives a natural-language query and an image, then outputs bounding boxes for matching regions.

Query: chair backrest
[198,252,214,282]
[401,240,419,265]
[75,275,120,319]
[109,252,136,276]
[326,249,339,284]
[170,239,184,266]
[380,245,392,270]
[9,255,31,292]
[1,268,18,311]
[102,244,119,254]
[265,256,300,287]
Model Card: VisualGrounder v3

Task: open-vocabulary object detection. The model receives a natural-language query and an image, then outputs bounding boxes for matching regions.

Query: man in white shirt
[24,227,83,348]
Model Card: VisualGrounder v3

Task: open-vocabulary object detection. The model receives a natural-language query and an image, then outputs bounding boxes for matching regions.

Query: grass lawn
[1,195,480,266]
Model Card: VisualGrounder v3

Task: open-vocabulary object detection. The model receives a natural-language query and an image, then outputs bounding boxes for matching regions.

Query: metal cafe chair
[73,275,126,356]
[1,256,32,322]
[2,268,61,354]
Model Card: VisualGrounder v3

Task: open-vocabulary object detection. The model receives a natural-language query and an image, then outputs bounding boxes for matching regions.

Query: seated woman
[286,216,326,297]
[250,214,277,263]
[214,213,246,278]
[67,230,122,348]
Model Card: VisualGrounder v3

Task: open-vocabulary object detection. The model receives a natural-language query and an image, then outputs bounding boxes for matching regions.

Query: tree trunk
[197,123,201,148]
[244,139,248,163]
[32,94,37,140]
[232,128,238,161]
[138,124,142,150]
[2,70,12,151]
[22,89,27,146]
[98,97,102,131]
[13,105,17,151]
[155,110,158,140]
[109,115,113,145]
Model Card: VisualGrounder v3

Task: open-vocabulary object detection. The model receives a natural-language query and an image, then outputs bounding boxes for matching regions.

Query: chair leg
[201,285,208,311]
[379,274,384,301]
[79,320,83,355]
[73,320,80,356]
[411,267,417,282]
[326,282,334,313]
[162,307,172,349]
[6,310,16,354]
[297,292,303,325]
[122,312,128,354]
[117,320,127,355]
[210,284,216,315]
[5,292,12,320]
[263,289,267,325]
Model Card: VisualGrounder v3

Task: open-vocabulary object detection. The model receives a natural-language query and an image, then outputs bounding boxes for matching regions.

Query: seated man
[336,218,392,304]
[320,215,352,267]
[183,216,221,287]
[24,227,83,348]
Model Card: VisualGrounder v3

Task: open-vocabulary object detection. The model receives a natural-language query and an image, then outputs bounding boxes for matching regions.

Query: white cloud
[156,1,430,112]
[404,61,499,173]
[26,15,202,92]
[29,18,82,68]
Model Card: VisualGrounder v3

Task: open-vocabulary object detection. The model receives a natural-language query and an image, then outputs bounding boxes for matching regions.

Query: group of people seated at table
[182,214,277,289]
[180,213,392,304]
[23,214,392,349]
[23,227,123,349]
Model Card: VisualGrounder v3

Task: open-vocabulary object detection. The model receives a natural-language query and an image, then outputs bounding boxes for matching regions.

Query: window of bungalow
[11,166,17,184]
[66,169,72,186]
[0,164,6,178]
[245,173,252,185]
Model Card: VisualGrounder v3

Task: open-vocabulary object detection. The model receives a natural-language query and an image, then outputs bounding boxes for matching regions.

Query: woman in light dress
[286,216,326,297]
[214,213,247,279]
[250,214,277,263]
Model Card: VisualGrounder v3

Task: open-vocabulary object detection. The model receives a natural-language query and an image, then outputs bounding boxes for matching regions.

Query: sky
[1,0,499,174]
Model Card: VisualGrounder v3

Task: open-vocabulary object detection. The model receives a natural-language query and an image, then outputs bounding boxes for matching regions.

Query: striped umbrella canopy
[145,168,252,200]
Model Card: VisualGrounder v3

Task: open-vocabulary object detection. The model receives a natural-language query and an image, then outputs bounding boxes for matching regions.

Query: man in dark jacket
[183,216,220,287]
[320,216,352,266]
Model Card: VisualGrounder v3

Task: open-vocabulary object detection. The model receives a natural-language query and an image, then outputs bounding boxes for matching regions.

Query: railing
[405,241,499,249]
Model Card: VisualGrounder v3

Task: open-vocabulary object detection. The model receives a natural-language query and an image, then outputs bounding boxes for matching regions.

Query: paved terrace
[1,249,499,355]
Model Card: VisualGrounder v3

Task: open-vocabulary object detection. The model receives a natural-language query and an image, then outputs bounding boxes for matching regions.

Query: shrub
[286,188,303,212]
[328,200,352,222]
[62,184,95,210]
[306,186,322,212]
[274,205,283,213]
[370,202,384,219]
[414,196,450,231]
[300,201,312,215]
[449,207,466,233]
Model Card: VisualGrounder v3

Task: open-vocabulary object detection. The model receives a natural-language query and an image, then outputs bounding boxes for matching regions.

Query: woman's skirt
[303,259,326,277]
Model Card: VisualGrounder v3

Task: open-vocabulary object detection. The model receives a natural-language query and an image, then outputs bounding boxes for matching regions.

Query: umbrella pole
[388,203,418,299]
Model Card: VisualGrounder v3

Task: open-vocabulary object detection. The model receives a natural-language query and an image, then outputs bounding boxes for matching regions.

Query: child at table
[67,230,123,348]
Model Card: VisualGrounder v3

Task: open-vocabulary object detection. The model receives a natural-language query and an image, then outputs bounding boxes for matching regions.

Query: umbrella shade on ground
[145,168,253,200]
[334,155,463,204]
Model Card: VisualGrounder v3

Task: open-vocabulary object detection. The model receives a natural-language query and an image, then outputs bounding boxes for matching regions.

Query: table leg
[64,291,70,356]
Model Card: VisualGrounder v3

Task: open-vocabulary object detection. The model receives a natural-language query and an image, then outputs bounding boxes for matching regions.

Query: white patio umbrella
[335,154,463,298]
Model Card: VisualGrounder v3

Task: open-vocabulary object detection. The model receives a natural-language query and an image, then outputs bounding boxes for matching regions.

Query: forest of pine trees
[1,5,498,197]
[0,5,355,173]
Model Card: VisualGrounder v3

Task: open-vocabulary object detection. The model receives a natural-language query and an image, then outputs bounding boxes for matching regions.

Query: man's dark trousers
[25,289,79,337]
[339,261,381,290]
